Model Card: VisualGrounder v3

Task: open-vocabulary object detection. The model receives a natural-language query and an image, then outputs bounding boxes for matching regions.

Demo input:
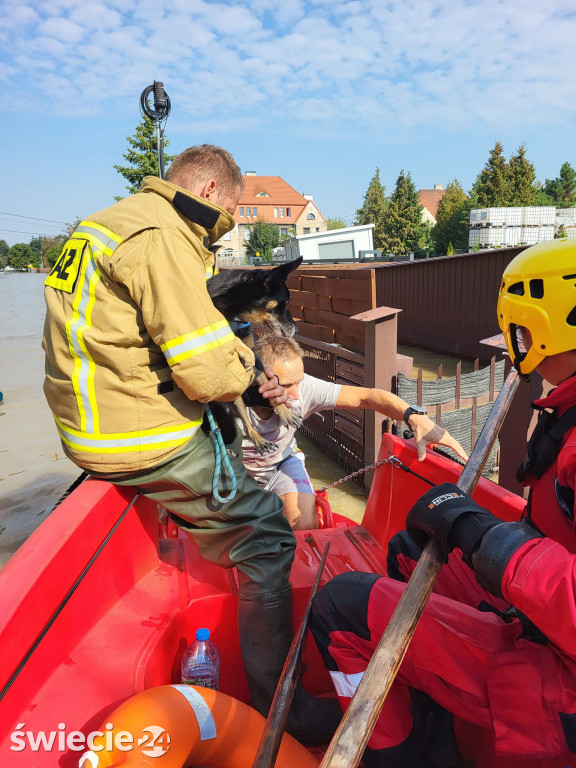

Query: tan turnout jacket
[43,177,253,472]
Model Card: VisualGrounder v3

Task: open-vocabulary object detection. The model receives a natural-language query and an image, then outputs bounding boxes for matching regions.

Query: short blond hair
[255,335,303,369]
[165,144,244,199]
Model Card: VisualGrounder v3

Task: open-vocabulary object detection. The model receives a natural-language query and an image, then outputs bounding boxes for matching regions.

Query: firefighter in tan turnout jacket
[43,145,340,743]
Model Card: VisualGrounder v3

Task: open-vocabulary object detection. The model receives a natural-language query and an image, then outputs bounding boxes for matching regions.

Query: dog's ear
[265,257,302,286]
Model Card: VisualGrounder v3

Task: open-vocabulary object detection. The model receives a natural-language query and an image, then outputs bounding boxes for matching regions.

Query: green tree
[114,117,174,200]
[508,145,537,206]
[29,235,45,260]
[0,239,9,268]
[471,140,510,206]
[245,219,280,261]
[532,182,555,207]
[382,170,427,256]
[355,168,387,250]
[326,217,347,230]
[544,162,576,208]
[8,243,35,271]
[433,179,470,255]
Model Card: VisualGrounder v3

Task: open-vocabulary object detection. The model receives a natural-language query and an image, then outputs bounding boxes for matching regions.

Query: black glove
[405,482,501,563]
[406,482,543,596]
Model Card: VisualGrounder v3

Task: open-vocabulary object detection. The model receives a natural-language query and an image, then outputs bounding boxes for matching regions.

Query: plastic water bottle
[181,628,220,690]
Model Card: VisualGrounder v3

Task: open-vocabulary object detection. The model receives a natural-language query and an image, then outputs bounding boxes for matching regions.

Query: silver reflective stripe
[56,421,200,449]
[171,685,217,741]
[75,225,121,253]
[166,324,233,359]
[69,256,98,432]
[329,670,364,698]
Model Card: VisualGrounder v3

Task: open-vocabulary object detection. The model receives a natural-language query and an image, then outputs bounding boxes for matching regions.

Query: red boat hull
[0,435,571,767]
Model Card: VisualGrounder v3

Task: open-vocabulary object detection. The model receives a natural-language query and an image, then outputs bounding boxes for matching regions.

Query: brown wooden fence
[374,246,528,361]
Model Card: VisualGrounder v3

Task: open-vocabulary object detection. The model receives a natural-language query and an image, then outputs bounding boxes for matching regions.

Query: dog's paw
[257,440,278,455]
[275,404,303,430]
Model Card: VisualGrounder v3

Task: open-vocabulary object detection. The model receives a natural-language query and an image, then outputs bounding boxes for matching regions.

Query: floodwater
[0,272,81,568]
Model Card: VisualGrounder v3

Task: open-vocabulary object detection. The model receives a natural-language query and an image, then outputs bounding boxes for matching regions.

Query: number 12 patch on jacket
[45,239,87,293]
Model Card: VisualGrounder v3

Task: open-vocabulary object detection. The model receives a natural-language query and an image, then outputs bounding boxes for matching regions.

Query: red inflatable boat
[0,434,570,767]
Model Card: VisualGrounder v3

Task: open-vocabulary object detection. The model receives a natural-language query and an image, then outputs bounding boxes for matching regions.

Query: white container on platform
[503,226,522,246]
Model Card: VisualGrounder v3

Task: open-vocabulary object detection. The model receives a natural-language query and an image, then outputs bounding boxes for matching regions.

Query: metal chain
[319,456,401,492]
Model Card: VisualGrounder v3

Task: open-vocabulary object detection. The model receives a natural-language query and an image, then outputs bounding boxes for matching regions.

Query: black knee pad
[310,572,381,669]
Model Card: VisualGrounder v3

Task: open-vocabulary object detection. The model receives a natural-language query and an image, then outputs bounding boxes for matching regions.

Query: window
[257,192,270,197]
[286,207,291,217]
[303,227,310,234]
[315,227,320,232]
[280,208,285,217]
[253,207,257,216]
[274,208,278,217]
[307,212,315,220]
[239,207,244,216]
[280,228,287,236]
[245,208,250,217]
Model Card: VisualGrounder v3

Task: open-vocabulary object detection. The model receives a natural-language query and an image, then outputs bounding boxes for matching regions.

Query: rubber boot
[238,591,342,744]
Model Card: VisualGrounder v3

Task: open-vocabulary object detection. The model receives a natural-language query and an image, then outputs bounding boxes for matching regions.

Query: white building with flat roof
[280,224,375,262]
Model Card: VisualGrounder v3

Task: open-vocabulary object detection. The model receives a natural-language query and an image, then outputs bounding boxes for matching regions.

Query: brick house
[418,184,446,225]
[216,173,327,255]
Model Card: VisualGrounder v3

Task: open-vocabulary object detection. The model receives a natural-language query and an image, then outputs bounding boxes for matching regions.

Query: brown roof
[236,175,324,224]
[418,188,447,220]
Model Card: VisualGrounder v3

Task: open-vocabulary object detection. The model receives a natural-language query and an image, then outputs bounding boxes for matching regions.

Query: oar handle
[319,368,520,768]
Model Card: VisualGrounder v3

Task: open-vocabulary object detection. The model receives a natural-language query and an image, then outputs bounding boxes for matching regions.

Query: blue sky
[1,0,576,245]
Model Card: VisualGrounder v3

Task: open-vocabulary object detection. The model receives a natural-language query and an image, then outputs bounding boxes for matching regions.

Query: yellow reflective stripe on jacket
[65,249,101,433]
[54,416,201,454]
[75,221,123,257]
[161,320,234,365]
[65,222,124,433]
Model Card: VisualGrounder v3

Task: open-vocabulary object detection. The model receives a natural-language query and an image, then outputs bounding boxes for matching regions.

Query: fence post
[351,306,402,487]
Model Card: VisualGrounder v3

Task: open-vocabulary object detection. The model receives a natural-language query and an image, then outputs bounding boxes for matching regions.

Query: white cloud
[0,0,575,136]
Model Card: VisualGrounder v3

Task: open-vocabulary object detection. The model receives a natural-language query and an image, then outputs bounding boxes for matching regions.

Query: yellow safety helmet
[497,238,576,375]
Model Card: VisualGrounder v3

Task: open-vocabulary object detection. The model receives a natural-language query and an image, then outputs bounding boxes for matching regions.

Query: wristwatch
[403,405,427,426]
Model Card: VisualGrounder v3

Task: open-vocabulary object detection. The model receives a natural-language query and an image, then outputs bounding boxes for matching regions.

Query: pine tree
[382,170,427,256]
[433,180,470,255]
[508,145,537,206]
[471,140,510,207]
[544,162,576,208]
[355,168,387,250]
[114,117,174,200]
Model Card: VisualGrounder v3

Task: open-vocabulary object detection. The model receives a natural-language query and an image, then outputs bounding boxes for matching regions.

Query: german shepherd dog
[206,257,303,452]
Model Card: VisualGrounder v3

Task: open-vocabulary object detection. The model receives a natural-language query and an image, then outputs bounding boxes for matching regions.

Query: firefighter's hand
[259,367,290,407]
[409,415,468,463]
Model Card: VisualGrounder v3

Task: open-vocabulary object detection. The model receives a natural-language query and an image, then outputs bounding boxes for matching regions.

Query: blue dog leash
[205,403,238,503]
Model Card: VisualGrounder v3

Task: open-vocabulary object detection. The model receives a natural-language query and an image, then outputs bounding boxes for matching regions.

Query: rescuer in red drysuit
[310,239,576,767]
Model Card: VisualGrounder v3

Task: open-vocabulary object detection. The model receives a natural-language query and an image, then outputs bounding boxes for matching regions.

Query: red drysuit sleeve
[501,440,576,661]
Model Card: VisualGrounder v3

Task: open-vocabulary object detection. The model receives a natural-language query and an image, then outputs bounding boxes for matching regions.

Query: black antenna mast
[140,81,171,179]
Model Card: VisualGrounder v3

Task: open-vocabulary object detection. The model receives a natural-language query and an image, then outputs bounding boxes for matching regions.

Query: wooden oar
[252,541,331,768]
[319,367,520,768]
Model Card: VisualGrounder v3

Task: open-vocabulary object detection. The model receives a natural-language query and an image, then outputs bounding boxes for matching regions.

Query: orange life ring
[78,684,320,768]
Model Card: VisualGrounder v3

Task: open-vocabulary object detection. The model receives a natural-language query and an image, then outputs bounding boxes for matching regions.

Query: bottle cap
[196,628,210,641]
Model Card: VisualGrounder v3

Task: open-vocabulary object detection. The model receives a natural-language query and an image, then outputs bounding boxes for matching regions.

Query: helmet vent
[562,273,576,281]
[529,279,544,299]
[567,307,576,327]
[508,281,524,296]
